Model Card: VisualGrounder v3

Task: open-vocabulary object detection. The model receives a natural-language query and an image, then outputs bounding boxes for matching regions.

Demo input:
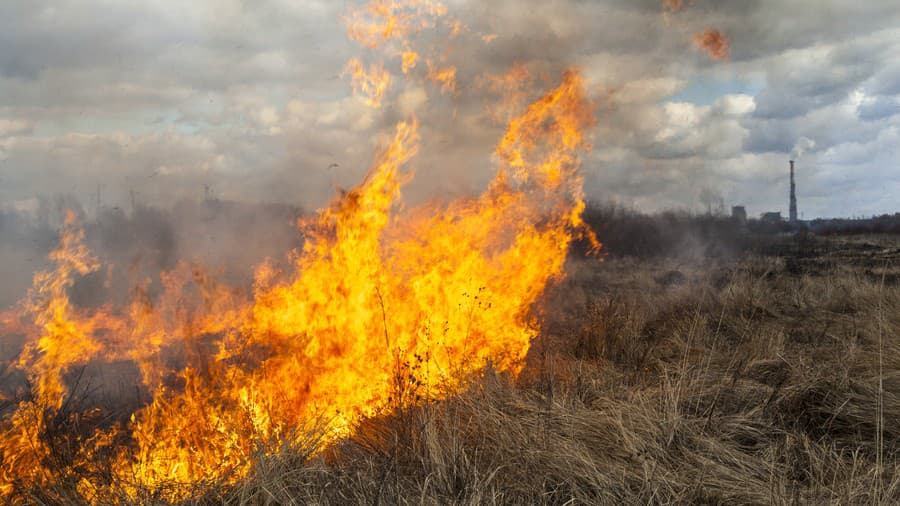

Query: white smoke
[791,136,816,159]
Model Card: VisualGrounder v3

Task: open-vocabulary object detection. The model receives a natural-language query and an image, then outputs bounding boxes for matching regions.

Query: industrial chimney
[789,160,798,224]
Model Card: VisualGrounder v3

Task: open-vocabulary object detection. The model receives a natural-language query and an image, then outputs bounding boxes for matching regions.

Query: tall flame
[1,211,102,495]
[0,68,597,501]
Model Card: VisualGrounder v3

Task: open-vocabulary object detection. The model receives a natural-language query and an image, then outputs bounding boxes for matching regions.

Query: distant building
[789,160,798,224]
[761,212,782,224]
[731,206,747,226]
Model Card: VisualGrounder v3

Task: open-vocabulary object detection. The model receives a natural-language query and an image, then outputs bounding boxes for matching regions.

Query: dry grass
[8,235,900,505]
[189,237,899,505]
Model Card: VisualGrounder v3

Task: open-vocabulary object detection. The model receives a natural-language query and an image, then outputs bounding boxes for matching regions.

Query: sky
[0,0,898,219]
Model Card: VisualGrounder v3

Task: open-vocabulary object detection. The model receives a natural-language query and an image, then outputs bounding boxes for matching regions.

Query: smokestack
[789,160,798,224]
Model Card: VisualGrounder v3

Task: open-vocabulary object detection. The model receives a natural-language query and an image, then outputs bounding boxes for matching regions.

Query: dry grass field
[4,233,899,505]
[173,234,898,505]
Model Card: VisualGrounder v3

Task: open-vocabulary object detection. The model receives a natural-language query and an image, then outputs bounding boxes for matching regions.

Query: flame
[480,63,536,122]
[659,2,731,63]
[18,211,102,409]
[0,307,30,336]
[426,60,457,95]
[693,28,731,61]
[0,69,597,501]
[401,50,419,74]
[345,0,448,49]
[446,20,464,38]
[0,1,602,502]
[0,211,104,496]
[344,58,393,107]
[342,0,462,101]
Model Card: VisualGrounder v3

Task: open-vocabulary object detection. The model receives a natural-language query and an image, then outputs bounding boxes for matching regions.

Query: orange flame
[344,58,393,107]
[661,1,732,63]
[426,60,457,95]
[479,63,535,122]
[693,28,731,61]
[345,0,448,49]
[0,211,108,497]
[446,19,464,38]
[18,211,102,409]
[343,0,465,103]
[0,2,602,502]
[401,50,419,74]
[0,69,598,502]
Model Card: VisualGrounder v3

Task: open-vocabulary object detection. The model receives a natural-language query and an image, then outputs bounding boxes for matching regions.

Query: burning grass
[211,243,900,505]
[2,235,898,504]
[0,0,896,501]
[0,65,599,503]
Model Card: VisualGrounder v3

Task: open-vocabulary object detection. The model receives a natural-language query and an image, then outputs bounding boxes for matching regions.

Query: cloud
[0,119,33,138]
[0,0,898,218]
[858,95,900,121]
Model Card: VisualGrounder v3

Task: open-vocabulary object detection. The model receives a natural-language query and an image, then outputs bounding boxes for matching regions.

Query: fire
[659,1,732,63]
[426,60,457,95]
[401,50,418,74]
[0,71,596,503]
[0,2,600,503]
[342,0,460,102]
[447,19,464,38]
[345,58,393,107]
[0,210,102,496]
[17,211,101,410]
[480,63,536,122]
[693,28,731,61]
[345,0,448,49]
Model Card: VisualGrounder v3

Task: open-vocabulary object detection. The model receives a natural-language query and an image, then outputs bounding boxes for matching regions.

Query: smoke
[662,0,687,13]
[1,0,898,218]
[0,198,303,313]
[792,136,816,159]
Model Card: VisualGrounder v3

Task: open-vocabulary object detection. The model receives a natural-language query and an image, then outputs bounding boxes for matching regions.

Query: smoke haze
[1,0,899,219]
[0,201,301,313]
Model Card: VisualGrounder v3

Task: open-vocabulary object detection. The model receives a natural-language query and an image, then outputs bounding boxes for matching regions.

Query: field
[2,230,899,505]
[219,234,899,505]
